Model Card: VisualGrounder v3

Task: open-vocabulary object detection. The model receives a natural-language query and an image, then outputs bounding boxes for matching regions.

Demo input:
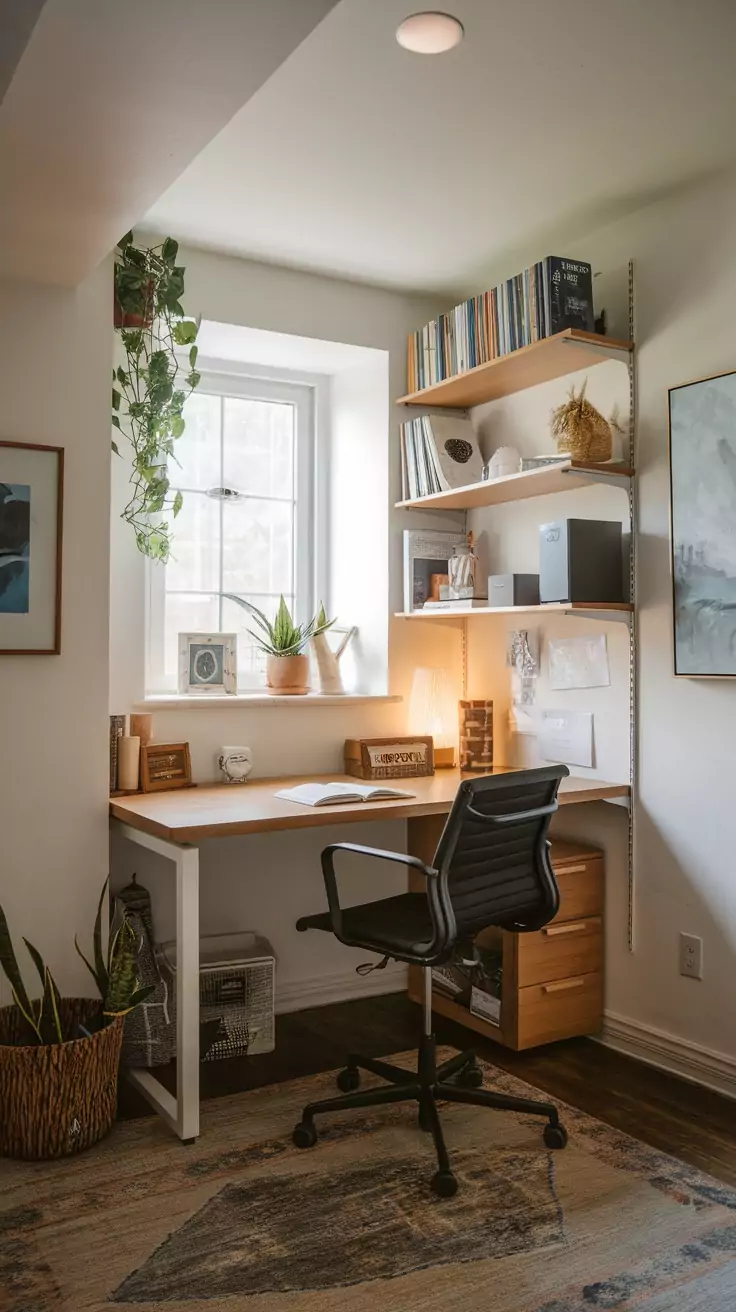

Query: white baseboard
[599,1011,736,1102]
[276,963,408,1015]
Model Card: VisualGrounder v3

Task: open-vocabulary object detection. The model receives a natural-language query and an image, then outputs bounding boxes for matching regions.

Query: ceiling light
[396,11,464,54]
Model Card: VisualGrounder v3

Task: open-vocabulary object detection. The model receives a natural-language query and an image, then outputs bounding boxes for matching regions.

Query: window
[147,369,316,692]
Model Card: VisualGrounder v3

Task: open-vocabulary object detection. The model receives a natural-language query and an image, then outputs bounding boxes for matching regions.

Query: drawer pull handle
[554,864,587,875]
[542,977,586,994]
[543,921,588,937]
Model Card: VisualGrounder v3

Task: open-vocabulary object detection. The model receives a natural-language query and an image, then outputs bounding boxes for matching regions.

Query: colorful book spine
[110,714,125,792]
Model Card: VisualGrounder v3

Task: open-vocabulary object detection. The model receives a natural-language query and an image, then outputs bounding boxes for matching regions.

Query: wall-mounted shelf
[397,329,634,410]
[396,601,633,622]
[396,458,634,512]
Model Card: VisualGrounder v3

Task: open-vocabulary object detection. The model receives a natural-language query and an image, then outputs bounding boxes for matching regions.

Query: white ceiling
[0,0,339,284]
[145,0,736,296]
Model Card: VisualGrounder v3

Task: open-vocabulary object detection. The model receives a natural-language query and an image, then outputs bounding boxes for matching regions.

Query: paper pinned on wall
[548,634,610,691]
[539,709,594,768]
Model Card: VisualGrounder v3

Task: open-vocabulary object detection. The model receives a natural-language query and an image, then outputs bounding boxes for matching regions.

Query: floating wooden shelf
[397,329,634,409]
[396,601,634,620]
[396,457,633,512]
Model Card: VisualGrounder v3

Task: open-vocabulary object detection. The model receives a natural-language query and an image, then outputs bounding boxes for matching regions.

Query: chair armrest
[320,843,438,937]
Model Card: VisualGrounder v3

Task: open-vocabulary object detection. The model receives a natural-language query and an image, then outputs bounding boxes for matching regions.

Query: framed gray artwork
[668,368,736,676]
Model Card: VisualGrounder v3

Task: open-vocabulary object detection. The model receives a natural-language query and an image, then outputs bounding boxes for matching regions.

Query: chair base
[292,1032,567,1197]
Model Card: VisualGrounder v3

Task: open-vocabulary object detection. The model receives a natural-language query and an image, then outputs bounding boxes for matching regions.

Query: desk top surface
[110,768,630,844]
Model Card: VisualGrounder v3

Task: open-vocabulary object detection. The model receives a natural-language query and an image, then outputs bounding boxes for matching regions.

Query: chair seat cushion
[297,893,436,959]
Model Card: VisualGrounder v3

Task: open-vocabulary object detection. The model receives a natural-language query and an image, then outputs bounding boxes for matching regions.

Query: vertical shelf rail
[627,259,638,952]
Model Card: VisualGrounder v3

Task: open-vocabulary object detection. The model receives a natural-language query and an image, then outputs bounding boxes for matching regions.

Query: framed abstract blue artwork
[0,442,63,654]
[668,369,736,676]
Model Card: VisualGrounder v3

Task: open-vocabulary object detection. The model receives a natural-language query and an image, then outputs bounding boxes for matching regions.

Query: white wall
[0,263,111,999]
[466,168,736,1081]
[109,246,462,1005]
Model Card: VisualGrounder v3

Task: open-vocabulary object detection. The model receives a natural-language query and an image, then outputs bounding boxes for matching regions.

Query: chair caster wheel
[458,1063,484,1089]
[543,1123,568,1150]
[431,1170,458,1198]
[292,1120,318,1149]
[336,1067,360,1093]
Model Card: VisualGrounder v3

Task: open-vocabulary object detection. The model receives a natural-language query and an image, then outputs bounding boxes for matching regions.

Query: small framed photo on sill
[179,632,237,695]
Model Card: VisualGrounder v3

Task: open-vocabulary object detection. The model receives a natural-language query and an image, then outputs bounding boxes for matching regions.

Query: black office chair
[292,765,570,1197]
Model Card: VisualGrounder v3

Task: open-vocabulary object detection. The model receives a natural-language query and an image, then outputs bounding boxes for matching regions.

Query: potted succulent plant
[112,231,201,562]
[225,594,335,695]
[0,881,153,1160]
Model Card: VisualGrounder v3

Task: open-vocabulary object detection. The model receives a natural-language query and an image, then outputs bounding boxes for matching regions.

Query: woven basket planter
[0,998,124,1160]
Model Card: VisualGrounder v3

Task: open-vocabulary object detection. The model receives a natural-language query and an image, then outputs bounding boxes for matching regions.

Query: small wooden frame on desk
[141,742,194,793]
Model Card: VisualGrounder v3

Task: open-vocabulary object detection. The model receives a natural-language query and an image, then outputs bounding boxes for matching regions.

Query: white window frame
[146,361,326,695]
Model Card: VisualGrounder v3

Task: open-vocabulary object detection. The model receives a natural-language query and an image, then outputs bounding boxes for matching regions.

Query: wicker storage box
[159,932,275,1059]
[344,736,434,779]
[0,999,124,1160]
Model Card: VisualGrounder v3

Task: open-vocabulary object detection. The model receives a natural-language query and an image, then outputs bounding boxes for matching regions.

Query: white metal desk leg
[176,844,200,1142]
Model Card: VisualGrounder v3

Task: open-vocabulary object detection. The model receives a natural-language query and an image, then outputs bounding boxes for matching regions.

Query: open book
[275,781,415,808]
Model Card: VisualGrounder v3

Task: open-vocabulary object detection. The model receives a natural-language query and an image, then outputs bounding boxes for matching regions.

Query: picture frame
[668,367,736,677]
[178,632,237,694]
[0,441,64,654]
[140,742,193,793]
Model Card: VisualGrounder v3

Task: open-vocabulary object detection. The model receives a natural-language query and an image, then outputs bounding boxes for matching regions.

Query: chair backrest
[433,766,569,939]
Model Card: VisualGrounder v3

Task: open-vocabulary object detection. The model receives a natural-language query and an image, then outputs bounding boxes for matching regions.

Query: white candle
[118,736,140,791]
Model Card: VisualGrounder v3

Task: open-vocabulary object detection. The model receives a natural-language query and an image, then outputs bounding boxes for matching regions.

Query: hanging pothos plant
[112,231,200,561]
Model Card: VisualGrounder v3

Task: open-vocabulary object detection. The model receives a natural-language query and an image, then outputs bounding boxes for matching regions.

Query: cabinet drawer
[515,916,602,987]
[515,972,603,1049]
[551,857,604,922]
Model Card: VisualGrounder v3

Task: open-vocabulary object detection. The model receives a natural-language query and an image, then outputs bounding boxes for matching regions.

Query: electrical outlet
[679,932,703,980]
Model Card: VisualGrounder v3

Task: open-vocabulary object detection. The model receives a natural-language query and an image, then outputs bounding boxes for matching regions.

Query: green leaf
[170,415,185,439]
[172,319,197,346]
[112,388,121,411]
[11,987,42,1044]
[111,415,121,430]
[21,938,46,990]
[173,490,183,518]
[188,344,198,368]
[74,935,104,995]
[111,439,121,456]
[161,237,179,264]
[116,366,129,386]
[93,879,109,999]
[186,371,201,390]
[0,904,35,1021]
[39,967,64,1045]
[117,230,134,251]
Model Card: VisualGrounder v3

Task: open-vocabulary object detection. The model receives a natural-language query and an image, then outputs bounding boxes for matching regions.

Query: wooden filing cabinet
[407,836,604,1051]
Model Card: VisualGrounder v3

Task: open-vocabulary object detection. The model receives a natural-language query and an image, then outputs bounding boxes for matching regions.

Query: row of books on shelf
[406,255,595,394]
[400,414,482,500]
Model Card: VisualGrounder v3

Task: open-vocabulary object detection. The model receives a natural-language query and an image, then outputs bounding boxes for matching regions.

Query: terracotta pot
[114,278,154,329]
[266,653,310,695]
[0,999,124,1160]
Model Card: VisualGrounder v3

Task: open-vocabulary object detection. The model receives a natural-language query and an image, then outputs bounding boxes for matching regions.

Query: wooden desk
[110,769,629,1142]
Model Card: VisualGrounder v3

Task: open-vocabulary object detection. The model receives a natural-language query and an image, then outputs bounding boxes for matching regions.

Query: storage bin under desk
[406,837,605,1051]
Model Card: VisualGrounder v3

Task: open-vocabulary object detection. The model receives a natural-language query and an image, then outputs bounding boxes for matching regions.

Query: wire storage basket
[158,932,276,1060]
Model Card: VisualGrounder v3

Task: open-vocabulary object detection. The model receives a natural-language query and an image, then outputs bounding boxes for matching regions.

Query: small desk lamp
[409,666,457,768]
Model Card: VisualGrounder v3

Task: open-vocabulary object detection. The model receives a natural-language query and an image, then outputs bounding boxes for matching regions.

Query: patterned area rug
[2,1050,736,1310]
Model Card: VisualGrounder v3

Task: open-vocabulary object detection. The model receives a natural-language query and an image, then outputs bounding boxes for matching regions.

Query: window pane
[222,593,294,687]
[163,593,219,686]
[222,498,293,595]
[223,397,294,498]
[173,391,221,490]
[166,492,221,593]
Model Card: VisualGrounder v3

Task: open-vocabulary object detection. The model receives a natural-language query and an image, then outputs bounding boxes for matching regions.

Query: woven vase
[551,379,612,462]
[0,999,124,1160]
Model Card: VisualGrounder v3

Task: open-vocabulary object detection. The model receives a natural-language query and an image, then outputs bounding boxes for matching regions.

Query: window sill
[136,693,402,710]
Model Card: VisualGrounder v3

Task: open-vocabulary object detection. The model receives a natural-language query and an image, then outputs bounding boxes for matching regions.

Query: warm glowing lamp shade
[409,667,457,767]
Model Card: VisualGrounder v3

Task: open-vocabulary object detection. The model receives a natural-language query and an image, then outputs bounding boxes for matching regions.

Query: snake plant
[0,879,153,1045]
[224,593,335,657]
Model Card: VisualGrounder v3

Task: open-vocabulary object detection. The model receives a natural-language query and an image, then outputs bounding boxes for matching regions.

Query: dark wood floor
[119,991,736,1185]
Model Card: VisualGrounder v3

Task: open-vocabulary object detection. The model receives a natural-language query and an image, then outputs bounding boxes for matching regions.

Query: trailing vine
[112,232,200,561]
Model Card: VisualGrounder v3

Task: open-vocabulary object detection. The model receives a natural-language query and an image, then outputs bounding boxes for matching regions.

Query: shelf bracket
[603,795,631,810]
[563,467,632,493]
[561,608,632,625]
[560,336,633,366]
